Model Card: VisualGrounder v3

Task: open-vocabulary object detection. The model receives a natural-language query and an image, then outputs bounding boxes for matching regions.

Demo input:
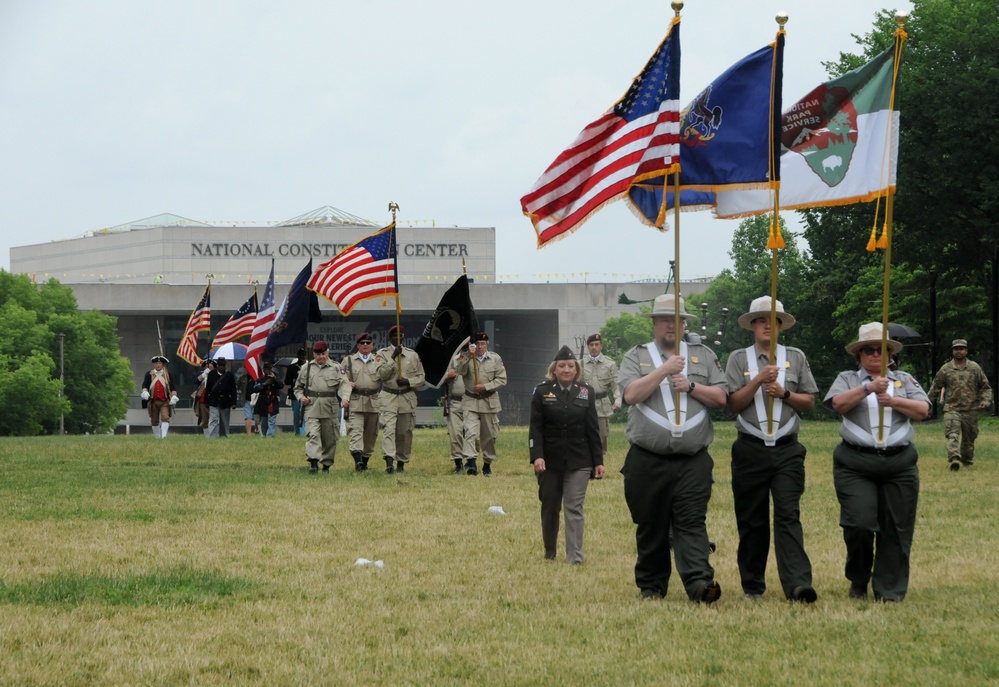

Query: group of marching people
[143,291,947,603]
[531,293,934,605]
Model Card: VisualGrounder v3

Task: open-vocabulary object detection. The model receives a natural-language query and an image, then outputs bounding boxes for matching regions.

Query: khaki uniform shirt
[455,350,507,413]
[375,346,426,414]
[294,359,351,419]
[581,353,621,418]
[341,352,383,413]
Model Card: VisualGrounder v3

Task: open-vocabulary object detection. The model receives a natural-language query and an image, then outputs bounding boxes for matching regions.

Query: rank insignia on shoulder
[577,387,590,400]
[690,357,699,364]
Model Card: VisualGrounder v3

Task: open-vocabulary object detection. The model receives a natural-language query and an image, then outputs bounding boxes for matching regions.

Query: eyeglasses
[358,341,372,345]
[859,347,882,356]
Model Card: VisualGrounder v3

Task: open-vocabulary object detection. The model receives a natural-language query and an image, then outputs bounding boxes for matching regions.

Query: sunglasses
[859,347,882,356]
[358,341,372,345]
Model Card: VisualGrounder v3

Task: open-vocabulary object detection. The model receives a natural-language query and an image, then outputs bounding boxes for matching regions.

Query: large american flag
[176,284,211,366]
[212,291,258,348]
[521,18,681,247]
[307,224,399,315]
[244,262,276,380]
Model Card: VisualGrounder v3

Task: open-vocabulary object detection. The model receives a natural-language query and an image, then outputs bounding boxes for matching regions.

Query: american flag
[176,284,211,366]
[521,18,681,247]
[307,224,399,315]
[244,261,276,380]
[212,291,258,348]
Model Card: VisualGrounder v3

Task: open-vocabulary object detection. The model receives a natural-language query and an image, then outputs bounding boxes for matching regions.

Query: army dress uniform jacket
[341,351,383,413]
[529,379,603,473]
[375,347,426,414]
[581,354,621,418]
[455,350,507,413]
[294,360,351,420]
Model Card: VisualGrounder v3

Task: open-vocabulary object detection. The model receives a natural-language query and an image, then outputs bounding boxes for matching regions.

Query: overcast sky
[0,0,912,282]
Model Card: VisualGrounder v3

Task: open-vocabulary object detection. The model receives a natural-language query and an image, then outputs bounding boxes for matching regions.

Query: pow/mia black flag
[415,275,478,388]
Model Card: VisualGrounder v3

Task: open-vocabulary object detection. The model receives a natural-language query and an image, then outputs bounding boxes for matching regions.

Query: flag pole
[765,13,788,436]
[388,201,404,378]
[875,13,908,443]
[669,0,683,425]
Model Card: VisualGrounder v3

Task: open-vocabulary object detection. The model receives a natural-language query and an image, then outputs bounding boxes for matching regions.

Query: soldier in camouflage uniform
[580,333,621,454]
[928,339,992,471]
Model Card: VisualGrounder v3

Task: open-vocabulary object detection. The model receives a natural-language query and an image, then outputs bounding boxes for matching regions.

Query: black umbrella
[887,322,921,339]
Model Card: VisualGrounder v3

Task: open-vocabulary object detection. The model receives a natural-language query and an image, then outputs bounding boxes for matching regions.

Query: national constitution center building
[9,205,708,429]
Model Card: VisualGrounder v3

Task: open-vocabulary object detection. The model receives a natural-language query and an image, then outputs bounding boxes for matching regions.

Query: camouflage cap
[952,339,968,349]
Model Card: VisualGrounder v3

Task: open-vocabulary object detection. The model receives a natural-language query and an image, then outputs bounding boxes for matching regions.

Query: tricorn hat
[737,296,796,330]
[150,355,169,364]
[845,322,903,356]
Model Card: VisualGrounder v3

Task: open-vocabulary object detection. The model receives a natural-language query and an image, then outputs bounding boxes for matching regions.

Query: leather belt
[384,387,414,395]
[738,432,798,447]
[450,396,463,402]
[310,391,339,398]
[352,387,381,396]
[844,441,909,457]
[594,391,609,399]
[465,390,495,399]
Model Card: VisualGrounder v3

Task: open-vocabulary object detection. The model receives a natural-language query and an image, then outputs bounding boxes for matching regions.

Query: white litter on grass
[354,558,384,568]
[488,506,507,515]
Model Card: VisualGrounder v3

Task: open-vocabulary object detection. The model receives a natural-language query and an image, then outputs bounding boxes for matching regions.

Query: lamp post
[59,332,65,435]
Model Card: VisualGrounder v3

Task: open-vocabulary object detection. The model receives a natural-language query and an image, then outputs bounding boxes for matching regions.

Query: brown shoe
[694,580,722,604]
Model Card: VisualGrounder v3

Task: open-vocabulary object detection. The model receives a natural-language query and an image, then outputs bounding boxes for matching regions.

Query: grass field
[1,418,997,686]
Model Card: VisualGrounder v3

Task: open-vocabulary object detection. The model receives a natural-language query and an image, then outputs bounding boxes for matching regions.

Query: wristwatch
[688,381,696,393]
[782,388,791,400]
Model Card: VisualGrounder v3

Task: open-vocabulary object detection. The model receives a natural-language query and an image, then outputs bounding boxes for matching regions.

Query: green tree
[0,271,133,435]
[700,215,809,365]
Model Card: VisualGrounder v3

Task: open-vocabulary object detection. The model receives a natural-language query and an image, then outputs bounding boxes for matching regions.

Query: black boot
[352,451,364,472]
[482,461,492,477]
[307,459,319,474]
[453,459,464,474]
[321,463,330,473]
[361,455,370,472]
[395,461,405,473]
[385,457,395,474]
[465,458,478,476]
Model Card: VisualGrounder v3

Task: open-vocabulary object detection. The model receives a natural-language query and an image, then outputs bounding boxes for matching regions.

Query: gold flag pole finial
[776,10,788,28]
[895,9,909,28]
[671,1,683,17]
[388,201,399,224]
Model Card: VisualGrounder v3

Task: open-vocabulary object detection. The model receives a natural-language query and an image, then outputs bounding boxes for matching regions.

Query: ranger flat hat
[642,294,698,321]
[150,355,169,364]
[952,339,968,348]
[737,296,796,330]
[846,322,903,356]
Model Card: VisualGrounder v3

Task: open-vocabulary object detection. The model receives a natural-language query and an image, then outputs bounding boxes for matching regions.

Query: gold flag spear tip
[671,1,683,16]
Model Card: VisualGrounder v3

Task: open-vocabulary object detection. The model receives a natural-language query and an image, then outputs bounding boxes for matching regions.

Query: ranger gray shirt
[618,340,727,455]
[725,344,818,437]
[823,368,930,447]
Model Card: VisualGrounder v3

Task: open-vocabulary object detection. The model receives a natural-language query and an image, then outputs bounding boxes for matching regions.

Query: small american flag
[176,284,211,366]
[244,261,276,380]
[521,17,681,246]
[212,291,258,348]
[307,224,399,315]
